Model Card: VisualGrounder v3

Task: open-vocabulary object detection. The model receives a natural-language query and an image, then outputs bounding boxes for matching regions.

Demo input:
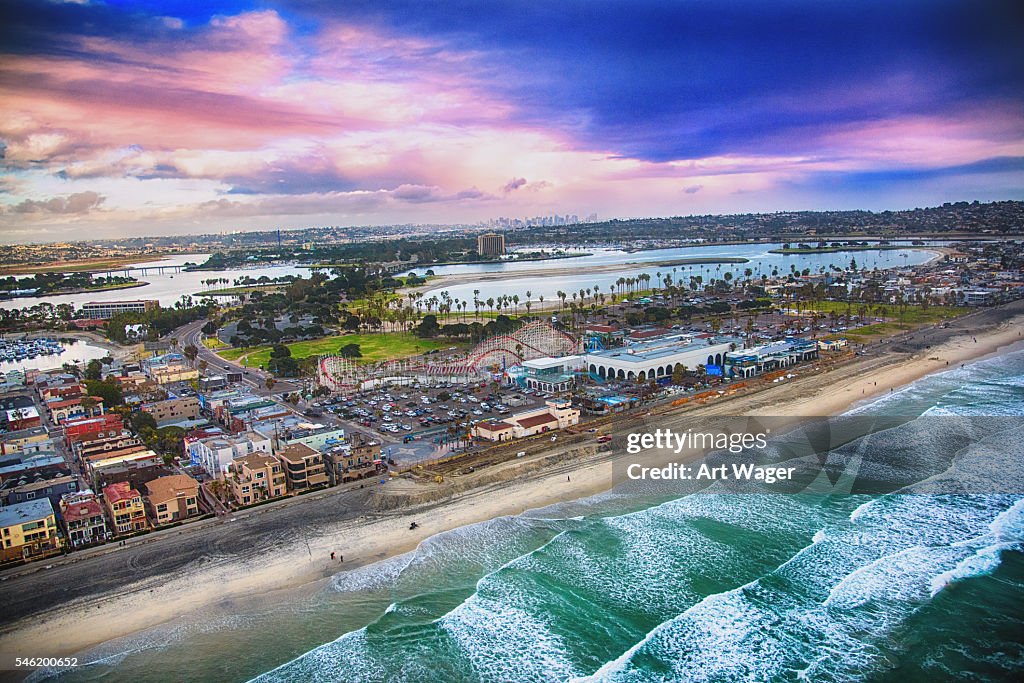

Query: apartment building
[2,474,80,509]
[0,498,62,563]
[275,443,328,491]
[144,474,200,525]
[185,430,272,478]
[226,452,288,505]
[102,481,148,535]
[60,492,108,548]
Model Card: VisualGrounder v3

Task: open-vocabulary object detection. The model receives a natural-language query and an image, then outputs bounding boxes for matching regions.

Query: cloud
[0,0,1021,241]
[8,190,104,214]
[502,177,527,193]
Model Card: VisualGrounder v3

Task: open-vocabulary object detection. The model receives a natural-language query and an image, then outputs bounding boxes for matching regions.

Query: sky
[1,0,1023,243]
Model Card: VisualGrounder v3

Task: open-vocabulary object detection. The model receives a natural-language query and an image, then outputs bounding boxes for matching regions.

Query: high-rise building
[477,233,505,256]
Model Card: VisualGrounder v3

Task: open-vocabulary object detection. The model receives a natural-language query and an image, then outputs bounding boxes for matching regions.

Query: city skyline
[1,0,1023,242]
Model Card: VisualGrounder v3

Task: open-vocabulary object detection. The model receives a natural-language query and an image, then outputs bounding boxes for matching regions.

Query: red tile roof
[63,499,103,523]
[103,481,140,504]
[515,413,558,429]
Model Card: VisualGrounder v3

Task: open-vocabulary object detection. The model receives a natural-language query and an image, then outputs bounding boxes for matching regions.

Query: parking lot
[314,381,549,463]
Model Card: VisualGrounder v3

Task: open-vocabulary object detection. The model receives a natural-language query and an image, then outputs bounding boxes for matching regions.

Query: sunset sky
[1,0,1022,242]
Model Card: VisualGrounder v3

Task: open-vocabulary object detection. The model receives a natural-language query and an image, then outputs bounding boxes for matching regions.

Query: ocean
[33,347,1024,682]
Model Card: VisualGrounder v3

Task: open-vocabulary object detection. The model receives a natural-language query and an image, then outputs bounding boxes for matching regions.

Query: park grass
[219,333,460,369]
[802,301,968,324]
[202,336,227,350]
[217,346,250,361]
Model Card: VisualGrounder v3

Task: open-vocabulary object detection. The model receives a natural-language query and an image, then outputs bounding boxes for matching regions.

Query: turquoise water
[35,346,1024,682]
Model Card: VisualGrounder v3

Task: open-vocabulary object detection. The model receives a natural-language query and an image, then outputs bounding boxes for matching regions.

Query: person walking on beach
[330,552,335,561]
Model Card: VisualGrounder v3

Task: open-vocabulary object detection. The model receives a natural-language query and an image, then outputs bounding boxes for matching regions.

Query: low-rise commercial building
[79,299,158,320]
[141,396,201,426]
[471,420,515,442]
[585,334,738,382]
[520,356,584,393]
[473,399,581,441]
[724,338,819,379]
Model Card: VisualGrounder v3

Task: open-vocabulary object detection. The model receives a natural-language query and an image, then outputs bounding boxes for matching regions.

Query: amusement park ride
[318,320,583,392]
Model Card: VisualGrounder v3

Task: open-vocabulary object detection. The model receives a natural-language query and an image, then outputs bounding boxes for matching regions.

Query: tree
[672,364,687,384]
[84,358,103,381]
[265,377,276,391]
[201,320,217,335]
[126,410,157,433]
[415,314,440,338]
[339,343,362,359]
[85,379,123,406]
[183,344,199,365]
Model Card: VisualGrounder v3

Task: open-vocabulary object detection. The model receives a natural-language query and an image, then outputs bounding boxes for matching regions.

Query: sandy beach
[1,302,1021,662]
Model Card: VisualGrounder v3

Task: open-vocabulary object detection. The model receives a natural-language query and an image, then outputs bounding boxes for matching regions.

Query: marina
[0,337,65,364]
[0,337,111,372]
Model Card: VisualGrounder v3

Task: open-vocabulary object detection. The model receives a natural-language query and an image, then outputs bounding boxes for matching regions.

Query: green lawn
[803,301,968,324]
[202,336,228,350]
[843,322,909,339]
[219,333,460,369]
[217,346,250,361]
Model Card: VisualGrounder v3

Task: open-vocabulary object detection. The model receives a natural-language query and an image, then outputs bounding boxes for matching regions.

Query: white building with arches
[585,334,739,383]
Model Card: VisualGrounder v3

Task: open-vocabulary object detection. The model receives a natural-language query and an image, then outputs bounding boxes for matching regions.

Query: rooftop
[103,481,141,504]
[0,498,55,527]
[145,474,199,504]
[475,420,513,432]
[276,442,320,464]
[10,474,77,493]
[515,413,558,429]
[588,335,738,364]
[522,355,582,370]
[231,451,278,470]
[61,497,103,523]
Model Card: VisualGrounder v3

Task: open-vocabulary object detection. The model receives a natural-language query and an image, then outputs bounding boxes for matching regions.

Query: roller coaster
[318,320,582,392]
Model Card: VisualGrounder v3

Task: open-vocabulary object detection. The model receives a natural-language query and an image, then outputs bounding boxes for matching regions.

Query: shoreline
[0,281,149,302]
[408,249,941,299]
[1,307,1022,661]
